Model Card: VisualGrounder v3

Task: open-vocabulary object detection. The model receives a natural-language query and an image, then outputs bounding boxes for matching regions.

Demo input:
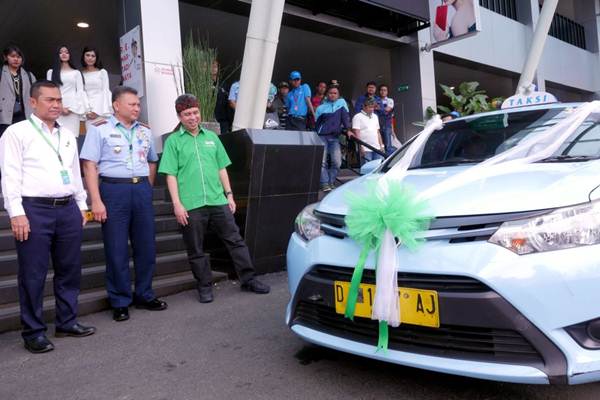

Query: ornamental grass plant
[183,33,218,121]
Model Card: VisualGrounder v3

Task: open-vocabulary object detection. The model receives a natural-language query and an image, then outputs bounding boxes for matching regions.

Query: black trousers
[181,205,255,287]
[286,116,307,131]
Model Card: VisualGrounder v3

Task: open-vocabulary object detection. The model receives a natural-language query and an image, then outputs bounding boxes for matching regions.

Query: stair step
[0,200,174,231]
[0,250,193,305]
[0,270,227,334]
[0,214,179,252]
[0,231,187,277]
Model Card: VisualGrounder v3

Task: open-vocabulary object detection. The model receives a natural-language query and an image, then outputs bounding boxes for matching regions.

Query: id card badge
[60,170,70,185]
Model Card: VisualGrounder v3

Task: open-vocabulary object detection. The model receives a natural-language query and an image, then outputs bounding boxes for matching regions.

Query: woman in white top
[81,46,112,132]
[47,45,89,136]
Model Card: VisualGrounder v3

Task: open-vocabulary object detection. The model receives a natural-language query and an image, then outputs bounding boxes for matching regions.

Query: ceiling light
[77,22,90,28]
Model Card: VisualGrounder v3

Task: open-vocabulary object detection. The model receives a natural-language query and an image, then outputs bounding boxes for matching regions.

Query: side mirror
[359,159,382,175]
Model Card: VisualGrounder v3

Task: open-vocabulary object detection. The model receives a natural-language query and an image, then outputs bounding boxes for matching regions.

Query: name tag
[60,170,70,185]
[110,134,122,138]
[204,141,216,147]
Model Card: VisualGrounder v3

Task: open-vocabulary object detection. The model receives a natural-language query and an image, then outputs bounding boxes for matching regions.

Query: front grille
[294,301,543,365]
[310,265,490,292]
[315,209,551,243]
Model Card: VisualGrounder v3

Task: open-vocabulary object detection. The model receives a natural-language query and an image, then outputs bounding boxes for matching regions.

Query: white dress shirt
[0,114,87,217]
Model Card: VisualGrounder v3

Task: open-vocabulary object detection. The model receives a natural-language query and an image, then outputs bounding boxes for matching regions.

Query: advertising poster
[120,25,144,97]
[429,0,481,48]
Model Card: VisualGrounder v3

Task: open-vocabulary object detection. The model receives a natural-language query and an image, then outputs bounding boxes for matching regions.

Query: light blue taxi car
[286,102,600,385]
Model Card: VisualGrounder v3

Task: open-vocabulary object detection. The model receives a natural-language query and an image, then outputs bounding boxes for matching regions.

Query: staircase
[0,184,218,333]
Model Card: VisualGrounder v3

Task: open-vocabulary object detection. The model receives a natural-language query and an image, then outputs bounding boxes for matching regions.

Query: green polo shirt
[159,126,232,210]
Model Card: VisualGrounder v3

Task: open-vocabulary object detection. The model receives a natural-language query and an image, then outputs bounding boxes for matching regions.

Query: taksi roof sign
[501,92,558,109]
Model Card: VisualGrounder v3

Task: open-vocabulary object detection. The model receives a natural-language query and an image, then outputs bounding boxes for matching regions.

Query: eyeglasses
[292,78,301,81]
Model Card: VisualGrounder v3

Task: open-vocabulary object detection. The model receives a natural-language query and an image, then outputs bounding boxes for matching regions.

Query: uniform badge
[114,146,122,154]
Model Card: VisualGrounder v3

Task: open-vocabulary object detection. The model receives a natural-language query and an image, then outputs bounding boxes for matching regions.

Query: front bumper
[286,231,600,384]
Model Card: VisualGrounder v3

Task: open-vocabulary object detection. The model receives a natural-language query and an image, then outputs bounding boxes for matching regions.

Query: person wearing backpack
[0,44,36,136]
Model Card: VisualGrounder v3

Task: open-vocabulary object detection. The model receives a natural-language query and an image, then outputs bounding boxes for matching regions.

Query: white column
[232,0,285,131]
[517,0,559,94]
[139,0,183,150]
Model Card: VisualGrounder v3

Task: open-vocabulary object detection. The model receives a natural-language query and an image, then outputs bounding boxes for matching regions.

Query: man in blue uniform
[80,86,167,322]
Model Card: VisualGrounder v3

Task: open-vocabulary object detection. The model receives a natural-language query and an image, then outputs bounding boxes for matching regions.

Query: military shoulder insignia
[139,121,151,129]
[92,118,108,126]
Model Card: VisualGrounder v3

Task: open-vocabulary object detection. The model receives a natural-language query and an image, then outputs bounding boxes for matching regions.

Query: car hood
[318,161,600,217]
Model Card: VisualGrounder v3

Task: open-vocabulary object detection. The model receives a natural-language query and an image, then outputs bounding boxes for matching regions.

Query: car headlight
[489,200,600,255]
[294,203,323,241]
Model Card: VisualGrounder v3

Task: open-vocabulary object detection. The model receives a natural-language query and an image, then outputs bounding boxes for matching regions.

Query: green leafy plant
[437,82,504,116]
[182,33,218,121]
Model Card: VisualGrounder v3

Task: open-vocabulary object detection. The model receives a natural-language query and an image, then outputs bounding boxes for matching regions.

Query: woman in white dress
[81,46,112,132]
[47,45,89,136]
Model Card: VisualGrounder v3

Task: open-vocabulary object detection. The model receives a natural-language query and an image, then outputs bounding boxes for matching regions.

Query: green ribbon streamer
[344,246,370,321]
[377,321,389,353]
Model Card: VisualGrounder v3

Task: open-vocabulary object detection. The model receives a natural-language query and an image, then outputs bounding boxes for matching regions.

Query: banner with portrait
[429,0,481,48]
[120,25,144,97]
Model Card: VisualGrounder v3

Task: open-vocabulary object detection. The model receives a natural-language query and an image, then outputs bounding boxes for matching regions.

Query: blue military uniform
[80,116,158,308]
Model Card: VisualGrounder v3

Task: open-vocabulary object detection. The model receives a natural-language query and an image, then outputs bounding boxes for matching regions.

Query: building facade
[2,0,599,143]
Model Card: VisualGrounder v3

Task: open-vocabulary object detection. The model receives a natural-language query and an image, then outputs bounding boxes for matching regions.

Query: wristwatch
[225,191,233,197]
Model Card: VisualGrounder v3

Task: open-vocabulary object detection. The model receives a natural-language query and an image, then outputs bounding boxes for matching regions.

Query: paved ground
[1,272,599,400]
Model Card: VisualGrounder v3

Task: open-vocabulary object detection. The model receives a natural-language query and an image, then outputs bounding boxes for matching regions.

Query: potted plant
[182,33,221,133]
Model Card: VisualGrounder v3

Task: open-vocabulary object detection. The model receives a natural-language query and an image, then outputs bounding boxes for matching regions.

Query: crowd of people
[0,43,271,354]
[0,44,112,138]
[218,71,400,191]
[0,43,401,353]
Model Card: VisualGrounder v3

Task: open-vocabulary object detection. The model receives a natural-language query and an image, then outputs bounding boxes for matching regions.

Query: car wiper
[540,155,598,163]
[411,158,486,169]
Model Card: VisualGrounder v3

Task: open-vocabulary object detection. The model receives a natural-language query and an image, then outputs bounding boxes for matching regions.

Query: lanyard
[28,117,63,166]
[116,124,135,153]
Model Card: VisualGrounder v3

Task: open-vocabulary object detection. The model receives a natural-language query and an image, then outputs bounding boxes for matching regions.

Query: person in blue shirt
[80,86,167,322]
[315,85,351,191]
[285,70,315,131]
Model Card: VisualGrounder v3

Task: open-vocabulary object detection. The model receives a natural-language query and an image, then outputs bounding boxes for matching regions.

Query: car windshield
[382,106,600,172]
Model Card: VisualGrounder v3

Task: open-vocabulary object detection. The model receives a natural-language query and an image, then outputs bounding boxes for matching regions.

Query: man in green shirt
[159,94,270,303]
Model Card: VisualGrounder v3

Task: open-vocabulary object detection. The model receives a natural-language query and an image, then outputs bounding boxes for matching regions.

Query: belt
[22,196,73,206]
[100,176,148,184]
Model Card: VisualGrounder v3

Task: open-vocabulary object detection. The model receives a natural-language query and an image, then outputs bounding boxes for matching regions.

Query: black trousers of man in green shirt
[181,205,255,287]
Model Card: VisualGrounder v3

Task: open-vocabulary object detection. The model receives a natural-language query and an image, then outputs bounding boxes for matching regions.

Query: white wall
[139,0,183,147]
[542,36,600,93]
[433,6,600,94]
[434,8,530,74]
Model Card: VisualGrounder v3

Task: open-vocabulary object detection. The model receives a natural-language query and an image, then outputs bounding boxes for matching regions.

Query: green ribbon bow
[344,181,431,352]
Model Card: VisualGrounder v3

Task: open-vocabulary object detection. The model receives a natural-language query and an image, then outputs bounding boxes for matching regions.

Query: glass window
[381,107,592,172]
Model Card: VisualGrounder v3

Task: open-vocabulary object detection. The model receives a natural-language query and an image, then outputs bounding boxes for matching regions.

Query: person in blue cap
[285,70,315,131]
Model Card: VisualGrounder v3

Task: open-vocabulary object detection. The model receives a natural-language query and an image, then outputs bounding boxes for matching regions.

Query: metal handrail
[334,131,386,179]
[343,131,386,157]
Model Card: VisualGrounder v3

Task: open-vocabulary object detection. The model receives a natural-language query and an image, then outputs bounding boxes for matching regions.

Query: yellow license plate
[334,281,440,328]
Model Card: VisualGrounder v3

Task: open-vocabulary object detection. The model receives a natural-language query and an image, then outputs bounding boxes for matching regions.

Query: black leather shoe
[24,335,54,354]
[241,279,270,294]
[135,298,168,311]
[55,323,96,338]
[198,286,214,303]
[113,307,129,322]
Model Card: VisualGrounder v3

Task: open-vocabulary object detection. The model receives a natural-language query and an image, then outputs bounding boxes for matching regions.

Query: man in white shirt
[351,97,384,165]
[0,80,95,354]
